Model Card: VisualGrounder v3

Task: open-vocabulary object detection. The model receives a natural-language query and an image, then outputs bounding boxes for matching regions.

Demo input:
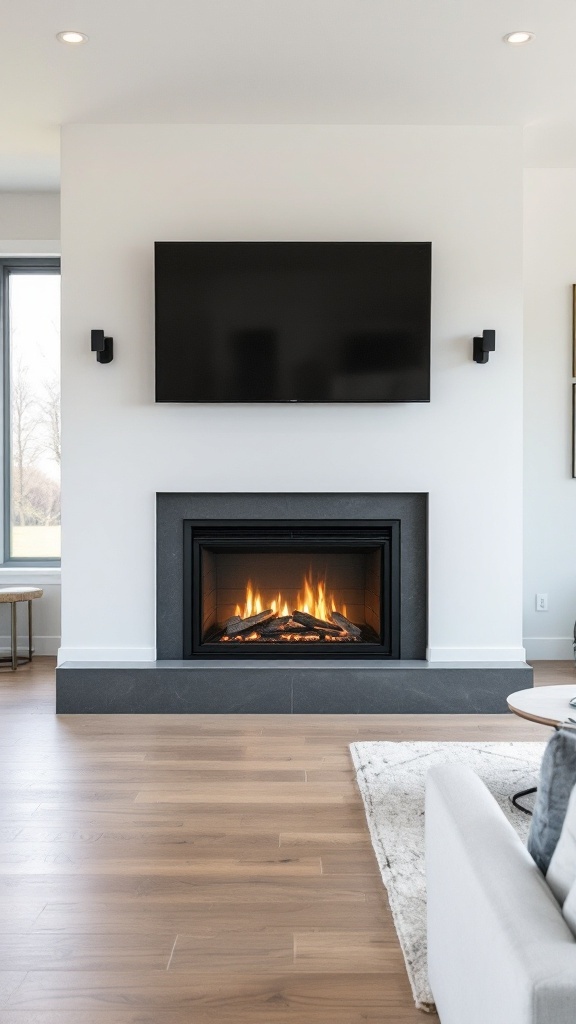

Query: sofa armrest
[426,764,576,1024]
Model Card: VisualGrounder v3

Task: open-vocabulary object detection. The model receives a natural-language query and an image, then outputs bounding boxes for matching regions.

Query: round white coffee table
[507,684,576,729]
[506,684,576,813]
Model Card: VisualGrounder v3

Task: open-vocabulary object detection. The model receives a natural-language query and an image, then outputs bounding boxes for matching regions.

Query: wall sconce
[473,329,496,364]
[91,329,113,364]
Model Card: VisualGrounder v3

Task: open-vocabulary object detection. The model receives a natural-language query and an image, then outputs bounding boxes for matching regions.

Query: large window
[1,259,61,563]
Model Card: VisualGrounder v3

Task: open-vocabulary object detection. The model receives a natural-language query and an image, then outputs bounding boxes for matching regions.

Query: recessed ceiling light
[503,31,534,45]
[56,31,88,45]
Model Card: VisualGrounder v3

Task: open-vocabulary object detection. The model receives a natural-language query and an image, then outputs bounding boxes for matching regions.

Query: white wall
[0,191,59,250]
[59,124,525,664]
[0,190,61,655]
[523,169,576,659]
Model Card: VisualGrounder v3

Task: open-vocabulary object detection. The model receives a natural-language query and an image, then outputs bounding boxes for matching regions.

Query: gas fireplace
[184,520,400,659]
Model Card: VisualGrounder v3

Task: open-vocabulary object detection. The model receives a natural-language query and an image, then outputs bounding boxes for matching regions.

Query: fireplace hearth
[184,520,400,659]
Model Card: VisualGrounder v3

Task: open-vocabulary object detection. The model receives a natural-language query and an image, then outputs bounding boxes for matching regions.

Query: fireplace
[184,520,400,659]
[57,493,533,714]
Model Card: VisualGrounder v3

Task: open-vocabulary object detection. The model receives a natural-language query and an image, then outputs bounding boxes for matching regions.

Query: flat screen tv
[155,241,431,403]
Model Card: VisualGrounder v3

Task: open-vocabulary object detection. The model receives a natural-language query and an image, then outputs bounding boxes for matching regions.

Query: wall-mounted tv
[155,241,431,403]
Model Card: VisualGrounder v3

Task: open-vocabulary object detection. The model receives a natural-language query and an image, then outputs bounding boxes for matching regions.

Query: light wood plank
[294,930,399,972]
[279,830,369,848]
[168,932,294,972]
[5,970,421,1016]
[30,899,388,934]
[0,934,176,972]
[134,783,356,804]
[0,854,322,877]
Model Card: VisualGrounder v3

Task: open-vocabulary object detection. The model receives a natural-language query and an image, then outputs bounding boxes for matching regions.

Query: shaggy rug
[349,741,545,1013]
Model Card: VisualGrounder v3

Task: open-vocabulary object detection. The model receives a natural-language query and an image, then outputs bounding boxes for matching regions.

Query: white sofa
[425,765,576,1024]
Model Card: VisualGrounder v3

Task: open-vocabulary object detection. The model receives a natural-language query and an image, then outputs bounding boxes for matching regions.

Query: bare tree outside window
[8,272,60,559]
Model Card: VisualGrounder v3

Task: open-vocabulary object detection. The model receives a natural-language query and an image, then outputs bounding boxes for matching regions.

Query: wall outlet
[536,593,548,612]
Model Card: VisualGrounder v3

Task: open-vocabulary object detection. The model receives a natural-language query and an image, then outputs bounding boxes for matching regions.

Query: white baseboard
[57,647,156,665]
[0,635,60,656]
[523,637,574,661]
[426,646,527,663]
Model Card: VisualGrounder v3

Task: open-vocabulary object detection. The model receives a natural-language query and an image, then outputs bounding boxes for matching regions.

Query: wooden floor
[0,659,568,1023]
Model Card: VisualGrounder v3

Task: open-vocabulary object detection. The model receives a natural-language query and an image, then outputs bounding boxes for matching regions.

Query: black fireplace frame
[183,519,400,660]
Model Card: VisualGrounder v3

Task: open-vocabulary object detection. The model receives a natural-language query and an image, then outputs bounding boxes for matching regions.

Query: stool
[0,587,43,669]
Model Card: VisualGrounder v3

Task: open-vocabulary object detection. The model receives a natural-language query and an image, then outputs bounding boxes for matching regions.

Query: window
[1,259,61,563]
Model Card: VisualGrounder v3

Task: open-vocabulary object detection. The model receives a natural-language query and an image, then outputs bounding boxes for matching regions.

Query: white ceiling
[2,0,576,190]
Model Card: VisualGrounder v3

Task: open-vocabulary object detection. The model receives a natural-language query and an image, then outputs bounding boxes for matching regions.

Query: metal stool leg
[11,602,17,670]
[511,786,537,815]
[28,600,32,662]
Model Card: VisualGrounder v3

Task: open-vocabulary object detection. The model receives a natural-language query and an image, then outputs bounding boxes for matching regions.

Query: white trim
[523,637,574,661]
[0,241,60,256]
[0,635,59,656]
[0,567,60,585]
[426,646,527,663]
[57,646,156,666]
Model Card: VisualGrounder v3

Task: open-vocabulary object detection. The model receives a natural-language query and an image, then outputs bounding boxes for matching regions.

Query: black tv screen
[155,241,431,403]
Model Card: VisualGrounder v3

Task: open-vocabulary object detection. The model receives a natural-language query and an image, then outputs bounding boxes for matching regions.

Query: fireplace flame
[234,572,347,620]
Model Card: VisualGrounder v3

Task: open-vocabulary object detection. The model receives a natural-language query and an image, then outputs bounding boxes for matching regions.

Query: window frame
[0,257,61,567]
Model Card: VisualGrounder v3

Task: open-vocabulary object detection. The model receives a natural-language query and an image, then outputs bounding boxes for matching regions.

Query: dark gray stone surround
[56,492,533,713]
[156,491,428,659]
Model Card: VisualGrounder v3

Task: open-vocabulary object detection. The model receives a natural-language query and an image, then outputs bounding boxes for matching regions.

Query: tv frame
[154,240,432,405]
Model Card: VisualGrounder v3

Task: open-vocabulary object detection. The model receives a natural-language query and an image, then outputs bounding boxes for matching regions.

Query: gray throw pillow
[546,783,576,903]
[527,727,576,875]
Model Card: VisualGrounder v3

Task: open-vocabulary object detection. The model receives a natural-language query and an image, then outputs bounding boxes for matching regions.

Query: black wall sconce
[473,329,496,364]
[91,329,113,364]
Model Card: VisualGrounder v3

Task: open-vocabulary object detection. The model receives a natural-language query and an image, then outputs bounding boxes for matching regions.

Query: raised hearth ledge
[426,646,527,662]
[56,660,533,715]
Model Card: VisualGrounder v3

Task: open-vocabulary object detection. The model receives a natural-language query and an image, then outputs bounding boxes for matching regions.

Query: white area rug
[349,741,545,1013]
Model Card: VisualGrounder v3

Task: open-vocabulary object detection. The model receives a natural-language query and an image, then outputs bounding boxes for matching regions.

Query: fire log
[291,610,340,634]
[292,610,344,634]
[330,611,362,636]
[225,609,275,636]
[258,616,292,635]
[259,617,308,636]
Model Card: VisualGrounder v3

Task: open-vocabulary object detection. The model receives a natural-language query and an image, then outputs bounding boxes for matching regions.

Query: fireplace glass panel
[201,547,381,646]
[185,520,399,659]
